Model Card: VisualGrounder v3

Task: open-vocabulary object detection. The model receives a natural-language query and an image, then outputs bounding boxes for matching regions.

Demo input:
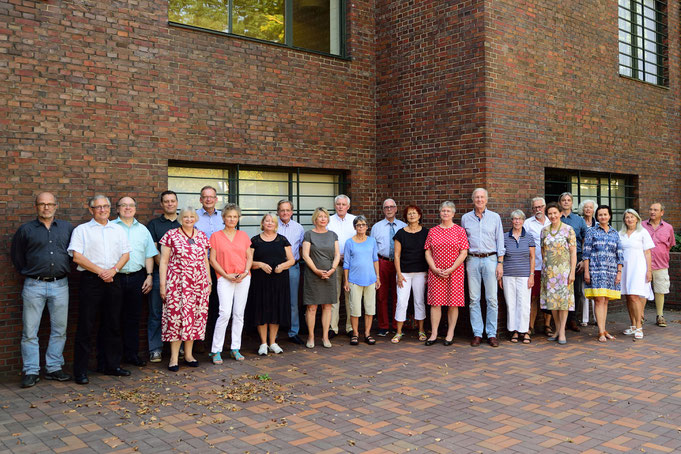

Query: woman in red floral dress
[159,207,211,372]
[424,201,469,346]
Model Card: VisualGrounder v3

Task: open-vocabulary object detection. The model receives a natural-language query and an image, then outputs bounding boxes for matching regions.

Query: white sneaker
[258,344,268,356]
[268,343,283,354]
[623,326,636,335]
[634,328,644,340]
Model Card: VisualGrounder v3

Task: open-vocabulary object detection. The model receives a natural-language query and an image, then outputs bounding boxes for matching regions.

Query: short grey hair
[559,192,573,202]
[222,203,241,217]
[439,201,456,212]
[651,201,666,211]
[531,197,545,206]
[471,188,488,201]
[510,209,526,220]
[277,199,294,211]
[620,208,643,234]
[179,206,199,221]
[578,199,598,216]
[88,194,110,208]
[353,215,368,228]
[334,194,350,205]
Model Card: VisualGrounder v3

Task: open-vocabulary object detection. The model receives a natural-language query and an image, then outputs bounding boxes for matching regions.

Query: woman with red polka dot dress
[424,201,469,346]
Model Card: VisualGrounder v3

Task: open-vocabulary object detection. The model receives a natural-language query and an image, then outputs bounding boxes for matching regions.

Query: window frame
[618,0,668,87]
[168,0,349,60]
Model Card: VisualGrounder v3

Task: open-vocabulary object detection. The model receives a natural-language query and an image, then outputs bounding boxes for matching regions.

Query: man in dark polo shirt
[11,192,74,388]
[146,190,180,363]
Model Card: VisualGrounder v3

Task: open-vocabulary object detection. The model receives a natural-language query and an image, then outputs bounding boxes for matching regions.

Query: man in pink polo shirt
[642,202,676,327]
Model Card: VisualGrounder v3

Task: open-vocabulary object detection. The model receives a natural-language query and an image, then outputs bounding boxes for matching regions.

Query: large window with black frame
[545,169,635,229]
[169,0,345,57]
[618,0,668,86]
[169,164,347,237]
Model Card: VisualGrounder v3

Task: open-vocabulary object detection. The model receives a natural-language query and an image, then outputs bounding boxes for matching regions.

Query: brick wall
[1,0,378,375]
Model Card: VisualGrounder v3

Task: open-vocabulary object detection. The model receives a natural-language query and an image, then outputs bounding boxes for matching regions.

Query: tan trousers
[330,264,351,334]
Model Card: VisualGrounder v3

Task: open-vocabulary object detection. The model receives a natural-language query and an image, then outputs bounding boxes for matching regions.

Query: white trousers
[212,275,251,352]
[395,272,427,322]
[502,276,530,333]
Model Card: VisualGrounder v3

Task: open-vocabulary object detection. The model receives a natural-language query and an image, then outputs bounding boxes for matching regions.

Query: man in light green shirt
[112,196,158,366]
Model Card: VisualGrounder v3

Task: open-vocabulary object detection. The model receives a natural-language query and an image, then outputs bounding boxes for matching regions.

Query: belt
[469,252,496,258]
[378,254,394,262]
[120,269,145,275]
[29,275,66,282]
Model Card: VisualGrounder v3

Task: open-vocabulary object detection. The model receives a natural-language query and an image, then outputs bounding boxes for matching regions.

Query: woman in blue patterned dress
[583,205,623,343]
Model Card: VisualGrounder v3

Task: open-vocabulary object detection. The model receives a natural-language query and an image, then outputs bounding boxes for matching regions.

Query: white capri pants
[502,276,530,333]
[212,275,251,352]
[395,272,427,322]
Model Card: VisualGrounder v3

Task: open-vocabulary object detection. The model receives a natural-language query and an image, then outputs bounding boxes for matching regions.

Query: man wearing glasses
[11,192,74,388]
[523,197,551,335]
[68,195,130,385]
[370,199,406,336]
[112,196,157,367]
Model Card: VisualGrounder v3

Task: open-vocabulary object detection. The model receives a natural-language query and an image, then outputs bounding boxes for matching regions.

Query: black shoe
[425,338,438,346]
[168,364,179,372]
[345,330,354,337]
[74,375,89,385]
[328,331,337,339]
[124,356,147,367]
[45,369,71,381]
[377,329,389,337]
[184,359,199,367]
[102,367,131,377]
[288,335,304,345]
[443,339,454,346]
[21,374,40,388]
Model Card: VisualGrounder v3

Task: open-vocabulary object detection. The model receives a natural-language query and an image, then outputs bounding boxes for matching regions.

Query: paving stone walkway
[2,307,681,453]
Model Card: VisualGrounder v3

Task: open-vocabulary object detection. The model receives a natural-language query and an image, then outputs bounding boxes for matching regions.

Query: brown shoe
[470,336,482,347]
[568,320,581,332]
[488,337,499,347]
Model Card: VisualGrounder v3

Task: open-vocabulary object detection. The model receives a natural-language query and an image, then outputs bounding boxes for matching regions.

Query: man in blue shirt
[370,199,406,336]
[11,192,74,388]
[461,188,505,347]
[277,200,306,345]
[112,196,158,367]
[559,192,588,333]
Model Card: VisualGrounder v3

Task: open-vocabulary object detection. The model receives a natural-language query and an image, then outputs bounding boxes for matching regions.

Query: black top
[393,227,429,273]
[11,219,74,277]
[146,214,181,243]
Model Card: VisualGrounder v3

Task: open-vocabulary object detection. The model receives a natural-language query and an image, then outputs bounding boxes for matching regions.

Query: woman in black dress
[248,213,295,356]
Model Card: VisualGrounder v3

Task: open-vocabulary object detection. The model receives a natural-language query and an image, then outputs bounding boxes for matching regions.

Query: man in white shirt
[327,194,356,337]
[523,197,551,335]
[68,195,130,385]
[370,199,406,336]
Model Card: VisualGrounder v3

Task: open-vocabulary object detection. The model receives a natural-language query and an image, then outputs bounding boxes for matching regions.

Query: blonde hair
[260,213,279,232]
[311,207,330,225]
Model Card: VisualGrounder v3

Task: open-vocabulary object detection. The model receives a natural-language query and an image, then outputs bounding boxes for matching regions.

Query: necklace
[549,222,562,236]
[180,226,196,244]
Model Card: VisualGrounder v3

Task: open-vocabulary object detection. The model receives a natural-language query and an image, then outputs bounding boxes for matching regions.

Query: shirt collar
[507,227,526,238]
[198,207,219,217]
[114,217,139,227]
[87,218,112,228]
[644,219,666,227]
[160,214,178,223]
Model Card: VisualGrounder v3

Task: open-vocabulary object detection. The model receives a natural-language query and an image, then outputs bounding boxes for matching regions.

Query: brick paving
[2,307,681,453]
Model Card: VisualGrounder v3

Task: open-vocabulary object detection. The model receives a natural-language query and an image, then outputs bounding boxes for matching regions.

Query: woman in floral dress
[159,207,211,372]
[423,201,469,346]
[540,202,577,345]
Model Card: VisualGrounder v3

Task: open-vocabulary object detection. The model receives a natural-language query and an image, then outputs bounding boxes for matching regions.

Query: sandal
[350,335,359,346]
[521,333,531,344]
[604,331,616,340]
[418,331,427,342]
[510,331,519,343]
[598,332,607,343]
[364,336,376,345]
[391,333,403,344]
[544,325,555,337]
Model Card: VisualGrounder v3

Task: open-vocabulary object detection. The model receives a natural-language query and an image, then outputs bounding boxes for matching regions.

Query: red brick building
[2,0,679,375]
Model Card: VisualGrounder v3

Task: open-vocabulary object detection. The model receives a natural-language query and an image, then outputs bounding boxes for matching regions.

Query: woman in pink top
[209,204,253,363]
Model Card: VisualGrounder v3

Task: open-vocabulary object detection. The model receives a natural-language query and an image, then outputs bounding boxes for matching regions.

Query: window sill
[618,74,669,90]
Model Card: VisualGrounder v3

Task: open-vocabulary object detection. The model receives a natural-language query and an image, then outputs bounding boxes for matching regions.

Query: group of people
[11,187,676,388]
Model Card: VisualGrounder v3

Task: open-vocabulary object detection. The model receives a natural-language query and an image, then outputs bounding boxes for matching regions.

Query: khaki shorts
[651,268,670,294]
[348,282,376,317]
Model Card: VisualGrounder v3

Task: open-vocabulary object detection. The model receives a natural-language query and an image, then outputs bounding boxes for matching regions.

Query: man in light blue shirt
[195,185,224,348]
[277,200,306,345]
[112,196,158,367]
[461,188,505,347]
[370,198,406,336]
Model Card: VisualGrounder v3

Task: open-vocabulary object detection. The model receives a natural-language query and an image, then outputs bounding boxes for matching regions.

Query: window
[545,169,635,229]
[169,0,345,57]
[169,164,346,236]
[618,0,668,86]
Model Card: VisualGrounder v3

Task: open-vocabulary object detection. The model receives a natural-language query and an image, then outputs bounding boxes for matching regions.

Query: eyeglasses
[201,195,217,200]
[92,205,111,210]
[36,203,57,208]
[355,223,367,227]
[532,205,545,210]
[383,206,397,210]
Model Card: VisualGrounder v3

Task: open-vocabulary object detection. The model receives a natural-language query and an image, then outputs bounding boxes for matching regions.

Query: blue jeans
[21,277,69,375]
[148,271,163,354]
[287,263,301,337]
[467,255,499,338]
